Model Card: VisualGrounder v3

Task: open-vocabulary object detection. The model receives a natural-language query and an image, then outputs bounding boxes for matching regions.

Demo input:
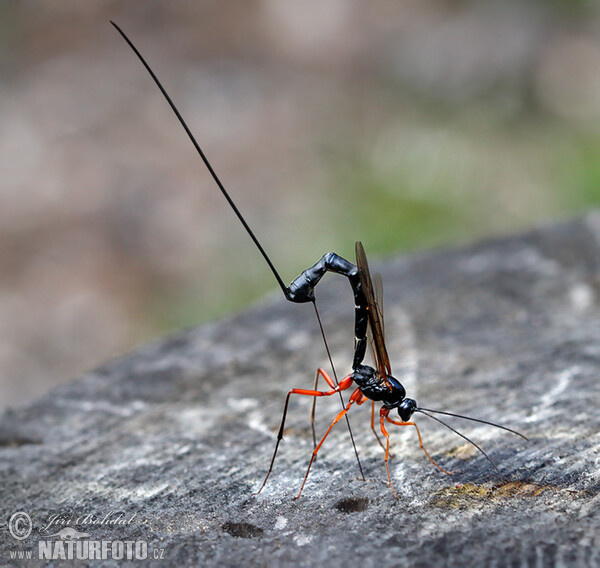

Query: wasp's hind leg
[309,368,339,450]
[254,375,354,495]
[295,387,363,499]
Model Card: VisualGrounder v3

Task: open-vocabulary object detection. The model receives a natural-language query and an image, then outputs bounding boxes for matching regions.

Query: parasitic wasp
[112,21,527,499]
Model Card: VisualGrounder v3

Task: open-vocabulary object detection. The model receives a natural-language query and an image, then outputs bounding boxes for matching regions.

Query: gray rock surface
[2,215,600,566]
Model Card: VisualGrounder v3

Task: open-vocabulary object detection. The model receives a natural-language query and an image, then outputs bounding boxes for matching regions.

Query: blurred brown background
[2,0,600,410]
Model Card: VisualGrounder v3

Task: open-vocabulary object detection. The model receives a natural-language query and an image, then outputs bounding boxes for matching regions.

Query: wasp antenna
[416,409,500,473]
[417,407,527,441]
[110,20,289,298]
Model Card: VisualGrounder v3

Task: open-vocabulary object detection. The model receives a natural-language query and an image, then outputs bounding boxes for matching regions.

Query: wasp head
[397,398,417,422]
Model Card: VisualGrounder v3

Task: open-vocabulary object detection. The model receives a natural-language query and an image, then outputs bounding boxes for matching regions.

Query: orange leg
[352,395,385,451]
[371,401,386,452]
[309,368,338,450]
[255,374,354,495]
[379,409,399,499]
[386,415,454,476]
[353,391,367,406]
[295,387,363,499]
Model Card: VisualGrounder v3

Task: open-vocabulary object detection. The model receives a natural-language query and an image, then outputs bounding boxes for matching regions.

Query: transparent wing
[367,324,377,368]
[355,241,392,380]
[373,272,385,341]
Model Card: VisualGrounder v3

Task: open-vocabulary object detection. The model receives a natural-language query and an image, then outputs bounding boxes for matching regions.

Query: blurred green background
[2,0,600,408]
